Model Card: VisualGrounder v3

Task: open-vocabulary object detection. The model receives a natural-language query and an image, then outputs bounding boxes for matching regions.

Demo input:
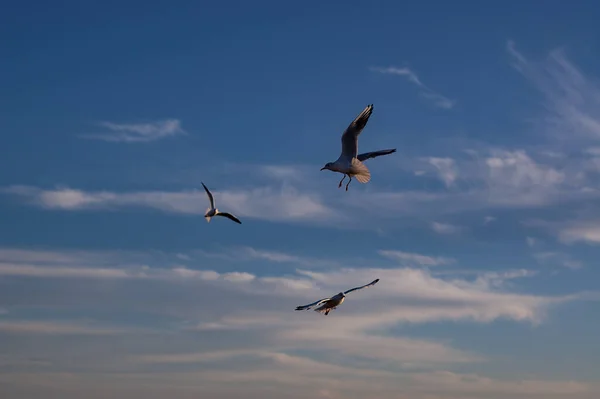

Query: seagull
[320,104,396,191]
[201,182,242,225]
[295,278,380,316]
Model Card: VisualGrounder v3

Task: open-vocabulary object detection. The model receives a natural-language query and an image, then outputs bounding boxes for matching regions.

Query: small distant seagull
[320,104,396,191]
[295,278,380,316]
[201,182,242,224]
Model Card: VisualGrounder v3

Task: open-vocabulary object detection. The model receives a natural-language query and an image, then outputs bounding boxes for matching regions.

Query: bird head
[320,162,333,171]
[339,292,345,298]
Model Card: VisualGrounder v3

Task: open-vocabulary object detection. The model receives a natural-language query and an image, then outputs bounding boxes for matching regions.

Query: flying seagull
[201,182,242,224]
[320,104,396,191]
[295,278,380,316]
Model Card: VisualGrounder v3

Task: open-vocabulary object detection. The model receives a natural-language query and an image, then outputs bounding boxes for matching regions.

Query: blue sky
[2,1,600,398]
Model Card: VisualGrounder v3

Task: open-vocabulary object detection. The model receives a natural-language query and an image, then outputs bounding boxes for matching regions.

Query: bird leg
[338,174,346,188]
[345,176,352,191]
[325,309,330,316]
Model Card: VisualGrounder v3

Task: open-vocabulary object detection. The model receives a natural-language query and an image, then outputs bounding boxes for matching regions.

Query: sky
[2,1,600,398]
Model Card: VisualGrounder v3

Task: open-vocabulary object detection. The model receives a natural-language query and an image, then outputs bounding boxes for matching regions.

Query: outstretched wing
[340,104,374,159]
[357,148,396,162]
[295,297,331,311]
[201,182,215,208]
[343,278,380,295]
[215,212,242,224]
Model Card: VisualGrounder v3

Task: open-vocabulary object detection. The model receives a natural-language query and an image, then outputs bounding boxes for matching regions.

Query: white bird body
[314,293,345,315]
[320,104,396,191]
[204,207,218,223]
[295,278,379,316]
[201,183,242,225]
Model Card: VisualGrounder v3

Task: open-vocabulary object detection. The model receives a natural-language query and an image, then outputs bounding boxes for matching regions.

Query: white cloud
[0,369,594,399]
[484,149,566,206]
[79,119,186,142]
[585,147,600,156]
[0,248,596,399]
[431,222,462,234]
[559,222,600,245]
[0,263,132,279]
[0,259,266,285]
[526,236,538,247]
[507,40,600,142]
[407,370,591,397]
[223,272,256,283]
[369,66,455,109]
[235,246,341,269]
[2,184,338,225]
[533,251,583,270]
[378,250,455,266]
[484,216,496,224]
[419,91,456,110]
[0,321,138,335]
[369,66,423,85]
[424,157,458,187]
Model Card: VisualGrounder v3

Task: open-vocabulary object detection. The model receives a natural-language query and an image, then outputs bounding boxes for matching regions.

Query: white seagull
[201,182,242,225]
[295,278,380,316]
[320,104,396,191]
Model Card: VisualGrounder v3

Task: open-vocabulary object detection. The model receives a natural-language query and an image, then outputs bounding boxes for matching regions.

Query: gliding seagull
[320,104,396,191]
[295,278,380,316]
[201,182,242,225]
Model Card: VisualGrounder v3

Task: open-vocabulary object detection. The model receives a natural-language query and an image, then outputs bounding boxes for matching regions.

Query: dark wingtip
[374,278,380,283]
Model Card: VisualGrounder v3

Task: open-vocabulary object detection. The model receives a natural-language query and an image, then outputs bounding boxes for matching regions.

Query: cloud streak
[79,119,186,143]
[2,184,338,225]
[378,250,455,266]
[507,40,600,144]
[369,66,456,109]
[0,248,597,399]
[431,222,462,234]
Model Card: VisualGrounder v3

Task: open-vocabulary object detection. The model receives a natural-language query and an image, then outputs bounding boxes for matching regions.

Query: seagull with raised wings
[320,104,396,191]
[201,182,242,225]
[295,278,380,316]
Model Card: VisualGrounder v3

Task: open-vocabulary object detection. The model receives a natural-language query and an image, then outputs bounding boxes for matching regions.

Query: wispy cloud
[369,66,456,109]
[0,248,596,399]
[423,157,459,187]
[507,40,600,144]
[236,246,341,268]
[431,222,462,234]
[526,236,539,247]
[533,251,583,270]
[79,119,186,143]
[378,250,455,266]
[559,222,600,245]
[0,369,592,399]
[483,216,496,224]
[0,320,140,335]
[2,184,338,225]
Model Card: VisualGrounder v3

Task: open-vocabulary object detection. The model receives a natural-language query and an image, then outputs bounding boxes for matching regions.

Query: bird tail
[351,158,371,183]
[205,216,212,223]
